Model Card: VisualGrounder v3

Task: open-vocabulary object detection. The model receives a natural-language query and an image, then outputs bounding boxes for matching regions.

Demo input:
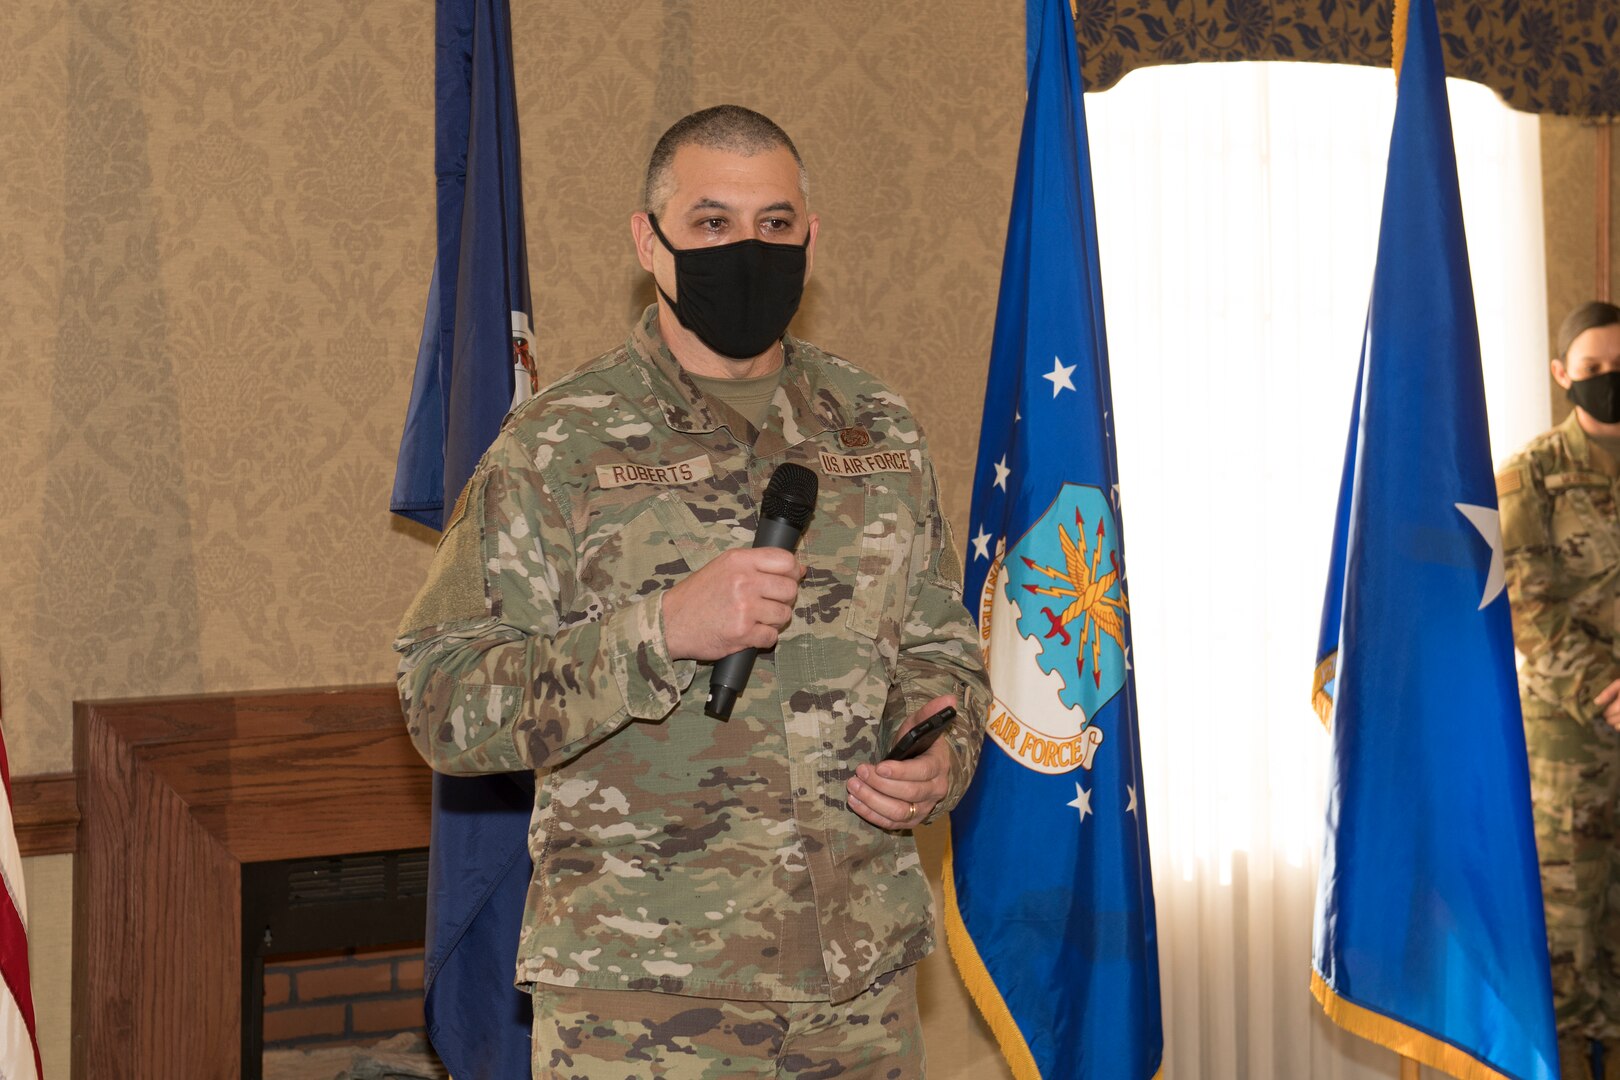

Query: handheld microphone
[705,462,819,720]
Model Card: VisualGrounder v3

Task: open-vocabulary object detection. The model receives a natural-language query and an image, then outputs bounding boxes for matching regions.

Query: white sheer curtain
[1085,63,1547,1078]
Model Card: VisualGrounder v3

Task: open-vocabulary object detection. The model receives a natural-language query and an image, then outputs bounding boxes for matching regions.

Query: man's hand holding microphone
[659,461,950,828]
[662,547,806,664]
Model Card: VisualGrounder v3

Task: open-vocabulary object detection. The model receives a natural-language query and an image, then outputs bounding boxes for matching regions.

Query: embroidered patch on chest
[818,449,916,477]
[1546,470,1611,492]
[595,455,714,489]
[839,427,871,447]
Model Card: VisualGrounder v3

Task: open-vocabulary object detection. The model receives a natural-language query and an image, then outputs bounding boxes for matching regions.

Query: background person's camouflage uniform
[397,308,988,1030]
[1502,410,1620,1069]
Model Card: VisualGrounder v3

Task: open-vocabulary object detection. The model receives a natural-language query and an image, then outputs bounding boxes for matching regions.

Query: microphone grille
[762,463,818,530]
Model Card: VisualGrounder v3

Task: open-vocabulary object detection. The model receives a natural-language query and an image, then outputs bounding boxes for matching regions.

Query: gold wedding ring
[907,802,917,821]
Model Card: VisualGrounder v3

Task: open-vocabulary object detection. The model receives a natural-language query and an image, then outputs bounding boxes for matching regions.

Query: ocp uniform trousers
[529,964,924,1080]
[1525,707,1620,1051]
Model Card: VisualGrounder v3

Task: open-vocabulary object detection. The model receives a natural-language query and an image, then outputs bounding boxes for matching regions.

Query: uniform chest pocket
[576,491,728,609]
[790,476,918,655]
[1546,473,1620,580]
[848,491,917,647]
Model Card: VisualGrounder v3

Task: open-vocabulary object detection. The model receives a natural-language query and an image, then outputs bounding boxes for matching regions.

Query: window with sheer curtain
[1084,62,1547,1078]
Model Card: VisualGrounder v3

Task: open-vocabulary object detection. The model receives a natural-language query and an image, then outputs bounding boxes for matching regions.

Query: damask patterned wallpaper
[1,0,440,777]
[1541,118,1619,422]
[0,0,1025,780]
[2,3,1025,1073]
[5,0,1608,1072]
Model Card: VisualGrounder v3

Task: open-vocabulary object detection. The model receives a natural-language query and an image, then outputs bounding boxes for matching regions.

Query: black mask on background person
[1567,372,1620,425]
[647,213,809,360]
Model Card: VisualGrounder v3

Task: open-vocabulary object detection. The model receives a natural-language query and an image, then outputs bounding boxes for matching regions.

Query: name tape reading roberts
[595,455,714,489]
[818,449,916,477]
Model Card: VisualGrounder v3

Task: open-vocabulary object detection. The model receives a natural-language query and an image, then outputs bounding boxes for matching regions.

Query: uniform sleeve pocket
[420,670,527,771]
[1498,486,1546,552]
[1497,464,1543,554]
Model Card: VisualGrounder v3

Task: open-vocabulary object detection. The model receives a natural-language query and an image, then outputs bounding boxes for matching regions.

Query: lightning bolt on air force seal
[980,483,1128,774]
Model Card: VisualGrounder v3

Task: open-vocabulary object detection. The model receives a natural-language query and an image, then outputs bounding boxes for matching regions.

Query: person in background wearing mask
[394,104,988,1079]
[1501,300,1620,1080]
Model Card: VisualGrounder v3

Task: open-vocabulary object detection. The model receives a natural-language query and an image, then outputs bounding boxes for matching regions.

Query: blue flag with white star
[944,0,1161,1075]
[389,0,536,1075]
[1309,1,1557,1076]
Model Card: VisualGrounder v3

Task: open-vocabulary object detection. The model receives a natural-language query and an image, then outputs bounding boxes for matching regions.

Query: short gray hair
[643,105,809,215]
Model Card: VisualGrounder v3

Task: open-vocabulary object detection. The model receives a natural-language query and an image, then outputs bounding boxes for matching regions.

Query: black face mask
[1568,372,1620,425]
[647,213,809,360]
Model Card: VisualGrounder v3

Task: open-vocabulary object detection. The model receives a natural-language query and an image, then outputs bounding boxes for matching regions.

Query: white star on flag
[993,456,1010,491]
[1126,785,1137,814]
[1455,503,1505,609]
[1067,784,1093,822]
[970,526,992,561]
[1044,356,1077,397]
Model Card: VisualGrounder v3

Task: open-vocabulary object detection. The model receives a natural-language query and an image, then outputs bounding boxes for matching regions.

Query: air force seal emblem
[980,483,1128,774]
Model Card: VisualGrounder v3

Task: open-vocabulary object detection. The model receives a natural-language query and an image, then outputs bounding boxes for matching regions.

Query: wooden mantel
[71,685,432,1080]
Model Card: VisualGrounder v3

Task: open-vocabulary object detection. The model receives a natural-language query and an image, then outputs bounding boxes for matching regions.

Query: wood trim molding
[14,772,78,858]
[71,685,432,1080]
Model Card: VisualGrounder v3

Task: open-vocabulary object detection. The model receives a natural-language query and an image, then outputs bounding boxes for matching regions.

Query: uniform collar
[1560,408,1597,467]
[627,305,847,454]
[1561,406,1620,478]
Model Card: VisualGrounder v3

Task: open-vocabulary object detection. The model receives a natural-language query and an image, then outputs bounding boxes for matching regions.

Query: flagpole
[1396,14,1422,1077]
[1394,11,1427,1079]
[1390,16,1429,1080]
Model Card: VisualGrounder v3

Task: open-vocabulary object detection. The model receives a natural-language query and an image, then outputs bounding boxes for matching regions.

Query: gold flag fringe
[943,825,1162,1080]
[1392,0,1410,81]
[1312,970,1517,1080]
[1312,652,1337,730]
[943,826,1043,1080]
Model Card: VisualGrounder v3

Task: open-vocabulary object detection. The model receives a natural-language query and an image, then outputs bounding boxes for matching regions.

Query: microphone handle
[704,516,805,720]
[751,516,804,552]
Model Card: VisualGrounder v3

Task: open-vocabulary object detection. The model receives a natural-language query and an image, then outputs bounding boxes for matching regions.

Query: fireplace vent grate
[283,851,430,907]
[242,847,431,1079]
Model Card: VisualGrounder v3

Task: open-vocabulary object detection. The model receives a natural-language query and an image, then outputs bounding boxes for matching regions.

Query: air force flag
[944,0,1162,1076]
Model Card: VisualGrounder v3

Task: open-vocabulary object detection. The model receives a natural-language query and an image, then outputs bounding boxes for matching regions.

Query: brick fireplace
[262,946,427,1047]
[72,686,436,1079]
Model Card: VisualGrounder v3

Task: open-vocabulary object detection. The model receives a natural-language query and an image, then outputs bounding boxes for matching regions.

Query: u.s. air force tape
[818,449,917,477]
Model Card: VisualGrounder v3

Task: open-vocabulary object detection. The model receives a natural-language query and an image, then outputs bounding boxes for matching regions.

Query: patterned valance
[1076,0,1620,118]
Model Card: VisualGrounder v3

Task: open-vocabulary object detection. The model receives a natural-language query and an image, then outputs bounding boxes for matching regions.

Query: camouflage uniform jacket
[395,307,989,1004]
[1500,409,1620,726]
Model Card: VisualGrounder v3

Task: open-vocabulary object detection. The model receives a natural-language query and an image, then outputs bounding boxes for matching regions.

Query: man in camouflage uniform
[1502,301,1620,1080]
[396,105,988,1079]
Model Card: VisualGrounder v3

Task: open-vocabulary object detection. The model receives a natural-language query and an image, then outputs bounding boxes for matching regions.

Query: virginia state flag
[944,0,1162,1075]
[1310,1,1558,1077]
[389,0,536,1074]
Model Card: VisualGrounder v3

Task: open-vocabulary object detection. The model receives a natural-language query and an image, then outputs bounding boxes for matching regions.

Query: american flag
[0,681,42,1079]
